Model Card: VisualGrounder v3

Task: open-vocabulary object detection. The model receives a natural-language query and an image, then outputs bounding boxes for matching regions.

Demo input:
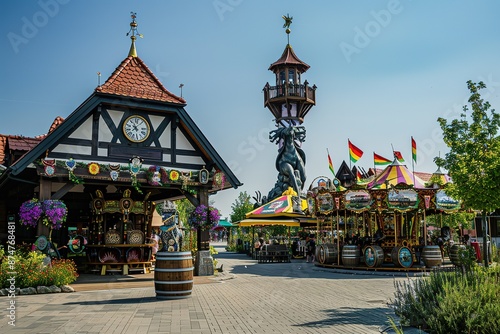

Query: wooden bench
[86,261,152,275]
[258,245,291,263]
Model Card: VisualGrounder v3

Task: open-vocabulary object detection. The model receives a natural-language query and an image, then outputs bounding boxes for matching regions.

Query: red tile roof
[48,116,65,134]
[269,44,310,73]
[0,117,62,165]
[0,135,42,165]
[95,56,186,104]
[0,135,6,165]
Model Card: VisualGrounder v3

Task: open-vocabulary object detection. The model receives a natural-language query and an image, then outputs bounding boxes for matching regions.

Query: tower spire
[126,12,143,57]
[282,13,293,45]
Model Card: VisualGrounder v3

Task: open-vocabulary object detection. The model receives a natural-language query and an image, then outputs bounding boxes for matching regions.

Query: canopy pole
[331,214,334,243]
[394,211,397,246]
[424,209,427,246]
[288,226,291,246]
[252,226,255,257]
[337,209,340,265]
[342,210,347,243]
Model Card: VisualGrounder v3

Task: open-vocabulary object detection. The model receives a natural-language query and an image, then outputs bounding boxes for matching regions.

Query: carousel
[307,158,463,272]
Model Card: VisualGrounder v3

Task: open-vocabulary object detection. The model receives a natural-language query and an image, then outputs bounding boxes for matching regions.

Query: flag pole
[348,139,352,170]
[327,148,334,179]
[411,137,416,186]
[373,151,376,178]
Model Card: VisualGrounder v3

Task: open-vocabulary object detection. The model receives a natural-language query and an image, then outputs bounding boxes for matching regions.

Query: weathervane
[126,12,143,57]
[282,13,293,44]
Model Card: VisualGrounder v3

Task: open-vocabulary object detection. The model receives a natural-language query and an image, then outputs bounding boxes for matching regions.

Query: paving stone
[4,242,427,334]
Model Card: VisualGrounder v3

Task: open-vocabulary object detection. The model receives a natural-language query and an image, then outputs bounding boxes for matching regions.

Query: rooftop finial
[126,12,143,57]
[282,14,293,45]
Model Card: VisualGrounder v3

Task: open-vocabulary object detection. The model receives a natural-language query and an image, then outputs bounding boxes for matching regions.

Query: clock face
[123,115,150,143]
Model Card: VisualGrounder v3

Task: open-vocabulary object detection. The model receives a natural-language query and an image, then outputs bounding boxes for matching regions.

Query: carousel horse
[267,126,307,199]
[159,214,183,252]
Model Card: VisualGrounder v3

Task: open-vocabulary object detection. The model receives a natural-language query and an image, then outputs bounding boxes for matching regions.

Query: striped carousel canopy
[429,166,452,186]
[368,158,427,189]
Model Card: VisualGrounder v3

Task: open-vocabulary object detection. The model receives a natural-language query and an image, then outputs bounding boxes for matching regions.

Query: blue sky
[2,1,500,219]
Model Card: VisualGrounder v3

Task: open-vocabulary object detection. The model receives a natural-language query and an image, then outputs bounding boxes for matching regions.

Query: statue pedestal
[195,250,214,276]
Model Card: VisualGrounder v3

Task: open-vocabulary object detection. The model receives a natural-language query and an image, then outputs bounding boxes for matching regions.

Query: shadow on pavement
[294,306,391,328]
[63,296,160,305]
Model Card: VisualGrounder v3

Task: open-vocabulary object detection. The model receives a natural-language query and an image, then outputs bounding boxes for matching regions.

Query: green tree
[425,212,476,231]
[174,198,195,227]
[436,80,500,266]
[229,191,254,223]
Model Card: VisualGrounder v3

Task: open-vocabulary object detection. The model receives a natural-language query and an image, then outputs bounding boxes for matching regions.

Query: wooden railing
[263,83,316,102]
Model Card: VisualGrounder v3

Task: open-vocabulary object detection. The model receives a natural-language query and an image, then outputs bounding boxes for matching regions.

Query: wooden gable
[0,54,241,203]
[335,160,355,188]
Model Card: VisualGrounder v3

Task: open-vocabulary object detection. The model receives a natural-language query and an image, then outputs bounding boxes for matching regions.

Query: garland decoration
[147,166,168,186]
[65,158,83,184]
[129,156,143,194]
[88,162,100,175]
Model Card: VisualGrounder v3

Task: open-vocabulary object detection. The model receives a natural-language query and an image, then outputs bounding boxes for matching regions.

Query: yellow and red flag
[393,151,405,162]
[374,152,392,166]
[411,137,417,163]
[327,150,335,176]
[348,140,363,163]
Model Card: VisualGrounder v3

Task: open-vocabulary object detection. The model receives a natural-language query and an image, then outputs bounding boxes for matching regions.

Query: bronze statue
[266,126,307,201]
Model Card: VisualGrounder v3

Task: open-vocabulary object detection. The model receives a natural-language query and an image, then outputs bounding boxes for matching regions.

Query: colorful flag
[393,151,405,162]
[348,140,363,163]
[356,170,362,182]
[373,152,392,166]
[327,150,335,176]
[411,137,417,163]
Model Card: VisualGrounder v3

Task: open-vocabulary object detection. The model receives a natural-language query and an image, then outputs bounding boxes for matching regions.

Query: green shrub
[47,259,79,286]
[491,243,499,263]
[0,250,78,289]
[392,267,500,333]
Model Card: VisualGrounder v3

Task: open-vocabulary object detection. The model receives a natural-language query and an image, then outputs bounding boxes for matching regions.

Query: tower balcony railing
[263,82,316,105]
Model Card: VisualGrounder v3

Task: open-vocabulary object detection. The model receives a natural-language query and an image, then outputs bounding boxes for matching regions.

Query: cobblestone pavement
[3,242,425,334]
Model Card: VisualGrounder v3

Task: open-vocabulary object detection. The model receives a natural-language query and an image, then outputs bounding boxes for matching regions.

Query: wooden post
[197,188,210,251]
[37,177,51,237]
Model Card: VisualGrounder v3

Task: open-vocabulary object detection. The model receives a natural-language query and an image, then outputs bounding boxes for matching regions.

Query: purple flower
[19,199,67,230]
[19,199,43,227]
[42,200,67,230]
[189,205,221,230]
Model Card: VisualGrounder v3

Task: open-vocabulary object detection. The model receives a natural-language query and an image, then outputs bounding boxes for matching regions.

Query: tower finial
[126,12,143,57]
[282,14,293,45]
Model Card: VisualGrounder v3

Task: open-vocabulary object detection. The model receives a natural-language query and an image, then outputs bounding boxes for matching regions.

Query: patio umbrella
[211,224,226,231]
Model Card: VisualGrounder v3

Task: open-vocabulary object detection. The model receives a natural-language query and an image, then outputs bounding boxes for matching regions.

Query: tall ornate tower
[264,15,317,202]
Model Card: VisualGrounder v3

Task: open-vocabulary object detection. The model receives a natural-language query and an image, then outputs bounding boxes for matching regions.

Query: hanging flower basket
[19,199,68,230]
[42,200,68,230]
[19,199,43,228]
[188,204,221,230]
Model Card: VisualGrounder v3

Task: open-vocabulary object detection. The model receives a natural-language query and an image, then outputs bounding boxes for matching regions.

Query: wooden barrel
[449,244,466,266]
[422,245,443,268]
[342,245,360,266]
[391,246,413,268]
[364,245,384,268]
[154,251,194,299]
[317,243,340,264]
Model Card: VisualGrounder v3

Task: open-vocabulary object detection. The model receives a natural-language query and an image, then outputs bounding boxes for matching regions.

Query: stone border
[0,285,74,296]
